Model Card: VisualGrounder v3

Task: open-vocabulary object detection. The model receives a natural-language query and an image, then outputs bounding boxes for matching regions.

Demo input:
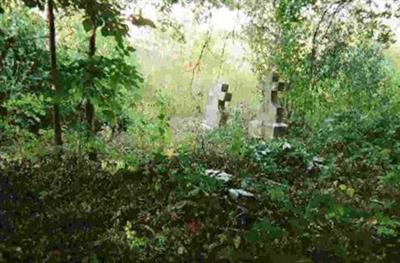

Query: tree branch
[309,0,348,86]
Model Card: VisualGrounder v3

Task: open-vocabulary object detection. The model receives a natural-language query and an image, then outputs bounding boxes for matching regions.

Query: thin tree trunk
[86,22,97,161]
[47,0,62,147]
[85,24,96,138]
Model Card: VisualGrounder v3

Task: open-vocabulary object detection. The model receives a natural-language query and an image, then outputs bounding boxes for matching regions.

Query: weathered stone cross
[249,72,288,139]
[268,72,288,137]
[218,84,232,127]
[202,83,232,130]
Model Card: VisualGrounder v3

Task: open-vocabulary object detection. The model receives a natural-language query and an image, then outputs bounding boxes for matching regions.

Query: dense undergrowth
[1,108,400,262]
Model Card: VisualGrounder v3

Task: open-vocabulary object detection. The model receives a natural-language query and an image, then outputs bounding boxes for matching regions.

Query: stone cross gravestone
[249,72,288,139]
[265,72,288,137]
[202,83,232,130]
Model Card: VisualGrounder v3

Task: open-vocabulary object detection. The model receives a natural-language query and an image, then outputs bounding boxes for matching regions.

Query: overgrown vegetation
[1,0,400,262]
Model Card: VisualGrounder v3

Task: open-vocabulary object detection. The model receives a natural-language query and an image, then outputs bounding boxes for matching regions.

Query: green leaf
[101,26,112,37]
[126,46,136,53]
[82,18,93,32]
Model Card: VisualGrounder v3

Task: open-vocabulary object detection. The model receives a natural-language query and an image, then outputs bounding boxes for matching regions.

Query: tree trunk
[85,24,96,137]
[47,0,62,147]
[86,23,97,161]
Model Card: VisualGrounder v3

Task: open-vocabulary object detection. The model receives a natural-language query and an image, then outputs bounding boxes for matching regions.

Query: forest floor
[2,113,400,262]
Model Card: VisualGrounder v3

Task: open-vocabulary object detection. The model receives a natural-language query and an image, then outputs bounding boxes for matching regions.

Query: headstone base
[265,123,288,138]
[248,119,263,138]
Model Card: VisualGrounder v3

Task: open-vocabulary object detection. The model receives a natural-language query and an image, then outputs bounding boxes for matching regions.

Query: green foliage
[0,8,49,140]
[61,54,142,126]
[246,0,399,125]
[250,139,310,178]
[73,0,131,52]
[380,170,400,188]
[170,166,224,197]
[2,103,400,261]
[246,218,282,242]
[375,213,400,238]
[125,221,148,251]
[204,112,248,159]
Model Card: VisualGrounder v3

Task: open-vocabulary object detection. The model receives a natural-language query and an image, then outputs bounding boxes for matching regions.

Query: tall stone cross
[202,83,232,130]
[249,72,288,139]
[267,72,288,137]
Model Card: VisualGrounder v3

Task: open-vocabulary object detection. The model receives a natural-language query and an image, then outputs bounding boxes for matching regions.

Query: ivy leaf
[82,18,93,32]
[101,26,112,37]
[114,33,124,49]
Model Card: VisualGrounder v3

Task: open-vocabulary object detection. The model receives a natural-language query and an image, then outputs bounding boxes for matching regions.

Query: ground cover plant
[1,0,400,262]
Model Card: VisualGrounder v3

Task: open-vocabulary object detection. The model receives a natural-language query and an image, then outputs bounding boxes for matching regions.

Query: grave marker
[249,71,288,139]
[202,83,232,130]
[268,72,288,137]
